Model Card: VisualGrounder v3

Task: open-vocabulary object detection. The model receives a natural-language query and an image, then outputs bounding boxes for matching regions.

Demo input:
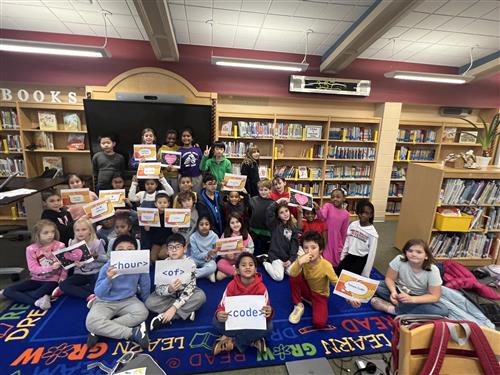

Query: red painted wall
[1,29,499,108]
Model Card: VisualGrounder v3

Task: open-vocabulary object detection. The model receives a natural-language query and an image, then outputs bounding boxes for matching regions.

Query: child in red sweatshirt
[212,252,273,355]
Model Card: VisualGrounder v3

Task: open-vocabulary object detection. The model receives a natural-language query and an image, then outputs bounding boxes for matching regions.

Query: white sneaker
[150,314,164,331]
[189,311,195,321]
[288,303,304,324]
[208,272,216,283]
[35,295,51,310]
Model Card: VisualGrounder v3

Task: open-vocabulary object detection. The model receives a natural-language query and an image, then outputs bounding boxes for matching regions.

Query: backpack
[87,352,166,375]
[391,315,500,375]
[443,260,500,300]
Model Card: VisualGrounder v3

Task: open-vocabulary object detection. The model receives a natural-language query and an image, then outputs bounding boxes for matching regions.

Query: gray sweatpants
[86,296,149,340]
[145,288,206,320]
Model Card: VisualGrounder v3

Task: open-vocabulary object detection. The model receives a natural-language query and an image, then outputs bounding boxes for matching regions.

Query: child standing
[189,216,218,282]
[315,188,349,267]
[92,134,126,192]
[147,233,206,330]
[336,199,378,278]
[157,129,180,193]
[85,234,150,349]
[131,128,157,169]
[178,128,203,193]
[216,213,254,280]
[199,174,225,236]
[270,176,297,218]
[2,220,66,310]
[58,218,107,304]
[200,142,232,187]
[41,189,74,246]
[288,231,340,328]
[173,175,198,208]
[240,146,261,197]
[262,199,299,281]
[173,191,200,243]
[249,179,274,257]
[371,239,448,316]
[212,252,273,355]
[66,173,98,220]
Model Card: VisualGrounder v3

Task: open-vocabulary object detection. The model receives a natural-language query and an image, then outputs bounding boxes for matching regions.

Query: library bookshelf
[395,163,500,267]
[216,112,380,217]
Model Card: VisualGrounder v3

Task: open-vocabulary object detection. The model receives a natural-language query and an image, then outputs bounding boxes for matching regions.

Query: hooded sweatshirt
[189,229,219,267]
[266,201,299,262]
[340,220,379,278]
[215,273,272,320]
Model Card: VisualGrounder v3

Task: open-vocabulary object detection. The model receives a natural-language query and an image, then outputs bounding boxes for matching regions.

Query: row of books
[274,123,306,139]
[273,166,322,179]
[397,129,437,143]
[220,121,273,138]
[459,206,500,231]
[461,207,486,230]
[329,127,377,141]
[324,164,371,179]
[0,109,19,129]
[324,182,371,197]
[0,157,25,176]
[1,135,22,152]
[33,131,55,150]
[391,166,406,180]
[274,144,324,159]
[430,232,499,259]
[386,201,401,213]
[327,146,376,160]
[388,182,405,197]
[485,207,500,230]
[289,182,321,196]
[222,141,256,157]
[440,179,500,205]
[395,146,435,161]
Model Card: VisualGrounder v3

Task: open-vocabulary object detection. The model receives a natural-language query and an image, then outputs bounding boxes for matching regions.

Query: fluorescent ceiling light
[0,38,111,58]
[384,71,474,84]
[211,56,308,72]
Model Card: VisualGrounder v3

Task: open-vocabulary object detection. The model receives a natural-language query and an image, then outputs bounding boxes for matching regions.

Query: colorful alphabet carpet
[0,269,393,375]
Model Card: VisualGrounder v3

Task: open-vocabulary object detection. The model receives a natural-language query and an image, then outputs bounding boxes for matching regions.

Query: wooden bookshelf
[395,163,500,266]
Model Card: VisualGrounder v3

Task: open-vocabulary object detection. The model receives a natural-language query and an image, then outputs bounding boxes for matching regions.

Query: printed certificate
[61,188,91,206]
[137,207,161,227]
[222,174,247,191]
[99,189,126,208]
[164,209,191,228]
[333,270,380,303]
[137,162,161,179]
[133,144,157,161]
[82,198,115,223]
[216,236,244,255]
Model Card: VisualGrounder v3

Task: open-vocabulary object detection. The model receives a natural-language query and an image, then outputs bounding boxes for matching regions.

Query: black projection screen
[83,99,212,174]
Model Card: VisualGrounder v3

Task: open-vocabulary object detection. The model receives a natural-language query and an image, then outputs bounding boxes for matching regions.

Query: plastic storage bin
[434,212,473,232]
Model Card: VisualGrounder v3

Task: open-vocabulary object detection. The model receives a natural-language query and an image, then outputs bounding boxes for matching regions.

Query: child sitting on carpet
[147,233,206,331]
[66,173,98,220]
[57,218,107,304]
[86,234,150,349]
[216,213,254,281]
[249,179,274,257]
[41,189,74,246]
[288,231,344,328]
[371,238,448,317]
[1,220,66,310]
[189,216,218,282]
[107,212,141,254]
[213,252,273,355]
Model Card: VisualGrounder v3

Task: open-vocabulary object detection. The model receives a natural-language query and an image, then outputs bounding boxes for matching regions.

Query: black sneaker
[86,332,99,349]
[256,254,269,266]
[130,322,149,349]
[150,314,164,331]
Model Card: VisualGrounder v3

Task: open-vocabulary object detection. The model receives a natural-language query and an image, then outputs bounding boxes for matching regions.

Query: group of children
[0,127,449,355]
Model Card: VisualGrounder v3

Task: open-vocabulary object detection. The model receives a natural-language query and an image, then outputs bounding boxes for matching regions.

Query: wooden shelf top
[440,142,481,146]
[276,157,324,161]
[219,136,273,140]
[385,212,400,216]
[327,158,375,162]
[0,216,27,221]
[228,156,272,159]
[22,129,87,134]
[0,151,23,155]
[388,196,403,199]
[391,178,406,181]
[397,141,438,145]
[324,178,372,182]
[284,178,321,181]
[18,103,83,111]
[329,139,377,144]
[438,203,500,207]
[415,163,500,178]
[26,149,90,153]
[394,159,436,163]
[0,128,20,132]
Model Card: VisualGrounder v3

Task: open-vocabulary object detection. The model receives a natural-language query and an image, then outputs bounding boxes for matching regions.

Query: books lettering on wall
[430,232,498,259]
[33,131,54,150]
[42,156,63,174]
[0,109,19,129]
[327,146,376,160]
[38,111,58,131]
[62,112,81,131]
[459,131,478,144]
[441,128,457,143]
[324,164,371,179]
[0,157,25,177]
[67,134,85,150]
[440,179,500,205]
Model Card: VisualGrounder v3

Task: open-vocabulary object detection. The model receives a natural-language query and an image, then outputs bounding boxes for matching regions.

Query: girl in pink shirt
[66,173,98,220]
[1,220,67,310]
[315,188,349,267]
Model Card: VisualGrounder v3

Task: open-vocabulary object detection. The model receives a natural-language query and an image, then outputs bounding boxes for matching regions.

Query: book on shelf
[324,164,371,179]
[0,157,25,176]
[274,144,285,158]
[67,133,85,150]
[395,146,435,161]
[33,131,54,150]
[288,182,321,196]
[386,201,401,213]
[328,146,376,160]
[42,156,63,174]
[232,163,241,175]
[459,131,478,144]
[223,141,251,157]
[329,126,377,142]
[324,182,371,197]
[38,111,58,131]
[16,201,27,218]
[63,112,81,131]
[220,121,233,136]
[430,232,497,259]
[274,123,303,139]
[388,182,405,197]
[461,207,484,230]
[298,166,308,179]
[0,109,19,129]
[484,207,500,230]
[236,121,273,138]
[258,166,270,179]
[441,128,457,143]
[391,166,406,180]
[440,179,500,205]
[1,134,22,152]
[398,129,437,143]
[303,125,323,140]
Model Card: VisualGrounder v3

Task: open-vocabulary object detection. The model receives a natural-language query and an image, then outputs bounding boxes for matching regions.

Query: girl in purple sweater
[1,220,67,310]
[178,128,203,193]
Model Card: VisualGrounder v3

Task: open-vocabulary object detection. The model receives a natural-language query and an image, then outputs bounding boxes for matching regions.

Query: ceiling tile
[214,23,236,37]
[41,0,73,9]
[396,12,429,28]
[238,12,265,27]
[115,26,144,40]
[399,28,430,42]
[2,16,69,33]
[254,39,297,53]
[63,21,95,35]
[358,47,379,58]
[241,0,269,13]
[50,7,85,23]
[435,0,475,16]
[417,30,450,43]
[188,20,211,35]
[322,3,356,21]
[382,26,408,39]
[462,19,499,35]
[167,0,185,4]
[258,28,296,41]
[462,1,498,17]
[414,0,447,14]
[185,6,212,22]
[70,0,100,12]
[185,0,213,7]
[2,0,43,6]
[233,37,257,49]
[331,21,352,35]
[78,10,106,25]
[2,3,59,20]
[126,0,139,16]
[293,1,328,19]
[415,14,452,29]
[190,32,211,45]
[311,19,340,34]
[173,19,189,35]
[437,16,475,32]
[213,0,242,11]
[235,26,260,39]
[213,8,239,25]
[269,0,300,16]
[307,32,329,45]
[108,14,137,28]
[343,6,369,22]
[263,14,291,29]
[369,38,391,50]
[169,4,186,20]
[97,0,133,15]
[481,7,499,21]
[175,32,190,44]
[287,17,315,31]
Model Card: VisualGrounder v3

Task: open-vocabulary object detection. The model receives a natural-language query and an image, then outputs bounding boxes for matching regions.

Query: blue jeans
[213,317,273,352]
[376,281,449,316]
[4,279,58,305]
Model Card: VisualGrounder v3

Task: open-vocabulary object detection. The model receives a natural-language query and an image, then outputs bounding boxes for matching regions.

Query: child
[41,189,74,246]
[173,175,198,208]
[216,213,254,280]
[128,175,174,208]
[262,198,299,281]
[147,233,206,330]
[1,220,66,310]
[212,252,273,355]
[148,192,172,261]
[66,173,98,220]
[178,128,203,193]
[58,218,107,304]
[371,239,448,316]
[222,190,248,222]
[85,234,150,349]
[173,191,200,243]
[92,134,126,192]
[240,146,261,197]
[298,207,327,245]
[270,176,297,218]
[131,128,157,169]
[96,216,115,247]
[199,174,225,236]
[200,142,232,187]
[189,216,218,282]
[336,199,378,278]
[316,188,349,267]
[107,212,141,254]
[111,174,134,210]
[249,179,274,256]
[288,231,340,328]
[157,129,180,193]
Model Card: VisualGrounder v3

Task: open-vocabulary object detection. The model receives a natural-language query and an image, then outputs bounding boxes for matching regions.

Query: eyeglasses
[167,244,184,251]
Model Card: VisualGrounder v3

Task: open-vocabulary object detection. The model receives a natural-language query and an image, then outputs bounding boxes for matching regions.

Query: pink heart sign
[294,193,309,206]
[64,248,83,262]
[164,154,177,165]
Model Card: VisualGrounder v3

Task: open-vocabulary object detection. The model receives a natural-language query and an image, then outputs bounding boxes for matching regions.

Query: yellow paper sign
[222,173,247,191]
[333,270,380,303]
[164,209,191,228]
[216,236,244,255]
[60,188,91,206]
[137,162,161,179]
[133,144,157,161]
[137,207,161,227]
[82,198,115,223]
[98,189,126,208]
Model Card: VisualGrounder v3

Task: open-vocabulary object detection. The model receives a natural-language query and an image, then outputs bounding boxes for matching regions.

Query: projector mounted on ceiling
[289,75,371,96]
